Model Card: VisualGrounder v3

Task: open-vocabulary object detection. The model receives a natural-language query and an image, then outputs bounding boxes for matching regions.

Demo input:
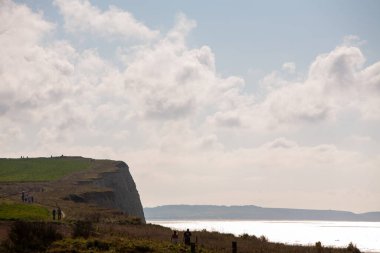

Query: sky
[1,0,380,213]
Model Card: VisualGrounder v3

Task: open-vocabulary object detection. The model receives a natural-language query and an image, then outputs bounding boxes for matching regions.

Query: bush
[134,245,153,252]
[72,220,93,238]
[347,242,361,253]
[315,241,322,253]
[1,221,62,253]
[239,233,258,240]
[118,216,142,225]
[86,239,110,250]
[259,235,268,243]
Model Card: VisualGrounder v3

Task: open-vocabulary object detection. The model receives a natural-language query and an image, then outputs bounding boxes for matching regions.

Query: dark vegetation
[72,220,94,239]
[1,221,62,253]
[0,219,362,253]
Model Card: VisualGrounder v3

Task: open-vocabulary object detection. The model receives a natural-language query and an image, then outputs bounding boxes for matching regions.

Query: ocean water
[149,220,380,253]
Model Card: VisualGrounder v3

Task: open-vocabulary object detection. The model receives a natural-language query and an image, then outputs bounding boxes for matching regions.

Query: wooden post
[232,241,237,253]
[190,242,196,253]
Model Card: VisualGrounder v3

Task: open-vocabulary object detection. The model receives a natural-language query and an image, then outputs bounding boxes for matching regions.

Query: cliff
[61,159,146,223]
[88,161,145,222]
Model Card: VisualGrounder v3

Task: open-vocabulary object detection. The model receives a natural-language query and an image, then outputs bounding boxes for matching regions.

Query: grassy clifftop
[0,157,92,182]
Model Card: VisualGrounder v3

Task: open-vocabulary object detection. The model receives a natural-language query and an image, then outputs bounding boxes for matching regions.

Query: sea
[148,220,380,253]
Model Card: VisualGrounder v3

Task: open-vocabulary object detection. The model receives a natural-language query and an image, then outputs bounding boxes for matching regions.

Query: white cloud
[256,44,380,128]
[0,0,54,46]
[264,138,298,149]
[343,35,366,47]
[54,0,158,41]
[282,62,296,73]
[0,0,70,122]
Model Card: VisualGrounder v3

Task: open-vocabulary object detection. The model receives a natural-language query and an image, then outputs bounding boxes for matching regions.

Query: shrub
[86,239,110,250]
[315,241,322,253]
[118,216,142,225]
[347,242,361,253]
[72,220,93,239]
[134,245,153,252]
[1,221,62,253]
[259,235,268,243]
[240,233,258,240]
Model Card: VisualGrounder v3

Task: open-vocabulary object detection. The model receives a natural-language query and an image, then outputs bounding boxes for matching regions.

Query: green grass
[0,157,92,182]
[0,202,50,220]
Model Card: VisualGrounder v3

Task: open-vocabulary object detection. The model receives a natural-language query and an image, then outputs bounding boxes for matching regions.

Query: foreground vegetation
[0,157,92,182]
[0,219,362,253]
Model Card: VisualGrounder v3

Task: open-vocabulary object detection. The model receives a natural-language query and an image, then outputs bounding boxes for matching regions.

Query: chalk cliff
[61,159,145,222]
[89,161,145,222]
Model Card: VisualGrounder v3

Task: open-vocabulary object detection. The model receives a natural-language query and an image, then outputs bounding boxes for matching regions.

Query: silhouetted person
[57,207,62,220]
[171,231,179,244]
[52,209,56,220]
[184,229,192,246]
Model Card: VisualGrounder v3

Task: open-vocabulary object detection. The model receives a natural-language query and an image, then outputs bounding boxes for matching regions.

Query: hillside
[144,205,380,222]
[0,156,145,222]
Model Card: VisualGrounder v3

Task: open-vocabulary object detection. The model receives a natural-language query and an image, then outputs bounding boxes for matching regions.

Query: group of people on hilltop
[171,229,192,245]
[21,191,34,203]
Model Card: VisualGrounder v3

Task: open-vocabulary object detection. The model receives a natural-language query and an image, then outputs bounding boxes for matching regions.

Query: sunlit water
[148,220,380,253]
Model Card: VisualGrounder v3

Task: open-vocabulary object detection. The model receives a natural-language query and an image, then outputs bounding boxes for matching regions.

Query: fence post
[232,241,237,253]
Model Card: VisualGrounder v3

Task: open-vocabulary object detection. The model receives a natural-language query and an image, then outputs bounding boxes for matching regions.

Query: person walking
[52,209,56,220]
[171,231,179,244]
[183,228,192,246]
[57,207,62,220]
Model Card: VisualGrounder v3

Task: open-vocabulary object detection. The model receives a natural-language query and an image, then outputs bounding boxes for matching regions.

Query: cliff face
[89,162,145,222]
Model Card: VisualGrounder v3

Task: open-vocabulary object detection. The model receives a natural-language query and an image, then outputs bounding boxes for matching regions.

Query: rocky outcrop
[89,162,145,222]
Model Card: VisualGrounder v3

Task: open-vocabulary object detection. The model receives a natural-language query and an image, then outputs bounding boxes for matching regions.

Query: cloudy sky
[1,0,380,212]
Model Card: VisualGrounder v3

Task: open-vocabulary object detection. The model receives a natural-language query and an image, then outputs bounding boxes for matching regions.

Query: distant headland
[145,205,380,222]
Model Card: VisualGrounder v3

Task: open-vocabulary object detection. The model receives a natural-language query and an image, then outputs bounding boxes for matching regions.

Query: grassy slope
[0,202,50,220]
[0,157,91,182]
